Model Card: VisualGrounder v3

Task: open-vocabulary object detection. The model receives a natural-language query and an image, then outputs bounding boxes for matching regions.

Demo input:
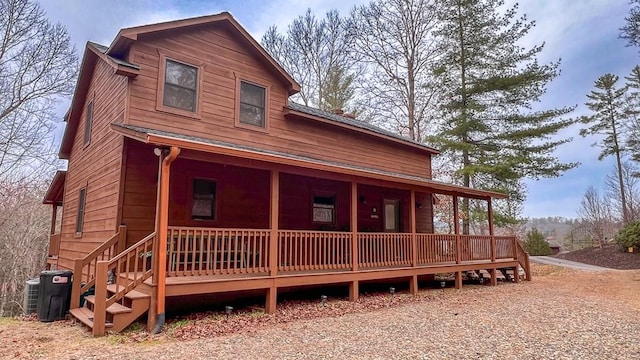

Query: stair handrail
[92,231,156,336]
[515,241,532,281]
[70,225,127,309]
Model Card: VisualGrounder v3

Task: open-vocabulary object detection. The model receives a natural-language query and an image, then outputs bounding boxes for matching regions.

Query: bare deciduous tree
[605,162,640,222]
[262,9,359,111]
[577,186,615,246]
[348,0,440,142]
[0,179,50,315]
[0,0,77,315]
[0,0,77,190]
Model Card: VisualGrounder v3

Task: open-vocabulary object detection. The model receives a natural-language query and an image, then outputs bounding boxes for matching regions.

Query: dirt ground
[2,264,640,359]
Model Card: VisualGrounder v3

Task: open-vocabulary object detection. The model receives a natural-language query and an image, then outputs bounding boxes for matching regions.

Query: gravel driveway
[530,256,612,270]
[4,265,640,360]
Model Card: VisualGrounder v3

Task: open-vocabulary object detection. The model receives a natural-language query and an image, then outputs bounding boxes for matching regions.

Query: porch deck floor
[123,258,518,297]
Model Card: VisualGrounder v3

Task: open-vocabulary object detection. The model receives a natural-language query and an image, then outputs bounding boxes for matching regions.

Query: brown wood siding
[121,147,273,246]
[357,184,411,233]
[120,140,158,247]
[415,192,435,233]
[279,173,351,231]
[57,59,127,270]
[168,158,271,229]
[126,25,431,179]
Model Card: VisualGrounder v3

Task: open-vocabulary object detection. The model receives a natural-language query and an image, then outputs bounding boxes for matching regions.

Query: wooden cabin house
[42,13,530,336]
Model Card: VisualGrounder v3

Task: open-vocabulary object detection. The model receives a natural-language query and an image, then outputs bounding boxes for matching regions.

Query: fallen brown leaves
[166,289,449,340]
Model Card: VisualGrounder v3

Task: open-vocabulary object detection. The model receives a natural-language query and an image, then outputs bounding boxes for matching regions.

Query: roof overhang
[107,12,300,95]
[111,123,507,200]
[285,107,439,155]
[58,42,139,159]
[43,171,66,205]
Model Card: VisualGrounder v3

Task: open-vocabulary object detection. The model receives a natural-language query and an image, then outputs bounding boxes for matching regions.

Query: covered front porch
[68,126,530,335]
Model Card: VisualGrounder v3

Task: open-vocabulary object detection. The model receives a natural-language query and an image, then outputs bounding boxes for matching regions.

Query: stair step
[84,295,133,315]
[106,284,150,300]
[69,307,113,329]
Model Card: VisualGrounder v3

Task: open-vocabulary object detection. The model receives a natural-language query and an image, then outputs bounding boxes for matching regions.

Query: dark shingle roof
[88,41,140,70]
[287,102,438,153]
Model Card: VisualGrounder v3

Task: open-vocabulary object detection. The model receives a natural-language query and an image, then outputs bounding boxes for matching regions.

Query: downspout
[152,146,180,334]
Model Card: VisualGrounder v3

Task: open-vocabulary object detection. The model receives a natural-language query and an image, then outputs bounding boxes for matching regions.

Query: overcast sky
[36,0,637,219]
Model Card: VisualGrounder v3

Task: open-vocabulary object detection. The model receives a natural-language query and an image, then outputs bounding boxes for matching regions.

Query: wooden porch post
[488,197,496,262]
[453,195,462,289]
[410,190,418,295]
[351,181,358,272]
[269,170,279,278]
[488,197,497,286]
[349,181,359,301]
[266,170,279,313]
[152,146,179,334]
[50,204,58,235]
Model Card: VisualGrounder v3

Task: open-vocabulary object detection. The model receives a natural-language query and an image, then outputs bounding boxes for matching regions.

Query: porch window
[312,195,335,224]
[238,81,266,128]
[192,179,216,220]
[163,59,198,112]
[76,187,86,234]
[84,101,93,145]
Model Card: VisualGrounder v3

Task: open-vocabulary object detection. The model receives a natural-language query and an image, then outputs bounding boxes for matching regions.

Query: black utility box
[37,270,73,322]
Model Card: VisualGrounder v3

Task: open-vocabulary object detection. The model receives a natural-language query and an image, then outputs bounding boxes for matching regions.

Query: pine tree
[580,73,630,224]
[431,0,577,233]
[621,0,640,50]
[625,66,640,165]
[524,228,551,256]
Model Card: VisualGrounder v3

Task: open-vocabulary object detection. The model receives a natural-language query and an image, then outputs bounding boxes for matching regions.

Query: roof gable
[107,12,299,95]
[58,42,138,159]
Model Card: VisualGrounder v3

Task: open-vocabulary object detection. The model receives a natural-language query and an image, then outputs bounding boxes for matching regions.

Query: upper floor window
[163,59,198,112]
[238,80,266,128]
[84,101,93,145]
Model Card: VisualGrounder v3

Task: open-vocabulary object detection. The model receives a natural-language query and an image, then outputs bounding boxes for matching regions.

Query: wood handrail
[91,231,156,336]
[515,241,531,281]
[70,225,126,309]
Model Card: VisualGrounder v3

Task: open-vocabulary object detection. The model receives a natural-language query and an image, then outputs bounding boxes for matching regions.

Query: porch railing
[460,235,492,261]
[495,236,516,259]
[416,234,457,264]
[166,227,270,276]
[163,226,521,277]
[358,233,412,268]
[278,230,351,272]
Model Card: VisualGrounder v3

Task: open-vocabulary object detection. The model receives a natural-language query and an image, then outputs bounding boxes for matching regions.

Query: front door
[383,199,400,232]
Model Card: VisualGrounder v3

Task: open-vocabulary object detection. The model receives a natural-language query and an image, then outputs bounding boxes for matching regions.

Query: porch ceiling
[110,123,508,200]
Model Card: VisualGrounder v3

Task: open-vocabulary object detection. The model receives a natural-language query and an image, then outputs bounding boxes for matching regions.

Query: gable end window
[84,101,93,145]
[76,187,86,234]
[192,179,217,220]
[238,81,267,128]
[163,59,198,112]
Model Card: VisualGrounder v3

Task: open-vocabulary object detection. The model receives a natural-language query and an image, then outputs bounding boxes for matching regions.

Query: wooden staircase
[69,230,157,336]
[70,284,150,333]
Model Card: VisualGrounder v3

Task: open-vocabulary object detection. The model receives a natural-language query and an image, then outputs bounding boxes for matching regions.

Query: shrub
[614,221,640,251]
[525,228,552,256]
